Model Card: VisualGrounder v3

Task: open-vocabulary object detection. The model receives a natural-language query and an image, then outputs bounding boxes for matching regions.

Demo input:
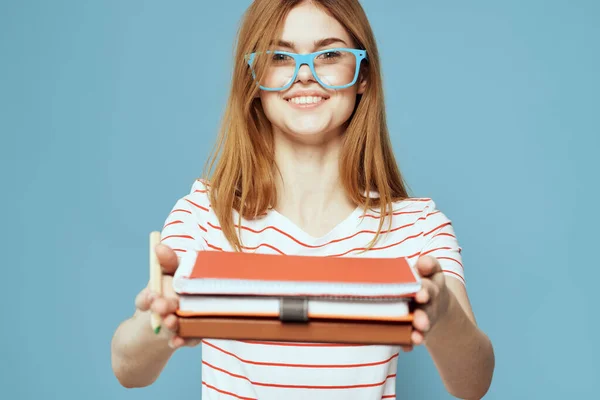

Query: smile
[286,96,327,108]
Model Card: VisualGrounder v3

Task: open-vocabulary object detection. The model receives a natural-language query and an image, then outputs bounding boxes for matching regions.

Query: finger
[416,255,442,278]
[412,308,430,332]
[169,336,202,349]
[135,288,152,311]
[411,329,425,345]
[415,279,438,304]
[150,296,179,317]
[184,338,202,347]
[168,335,187,349]
[431,268,447,289]
[163,313,179,332]
[155,243,179,275]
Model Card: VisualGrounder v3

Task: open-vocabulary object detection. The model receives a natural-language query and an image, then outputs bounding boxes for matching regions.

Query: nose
[296,63,315,83]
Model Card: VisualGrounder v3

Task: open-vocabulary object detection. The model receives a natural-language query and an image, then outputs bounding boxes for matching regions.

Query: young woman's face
[259,2,366,142]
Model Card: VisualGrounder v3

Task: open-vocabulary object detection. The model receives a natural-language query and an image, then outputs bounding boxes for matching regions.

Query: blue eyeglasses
[246,48,367,91]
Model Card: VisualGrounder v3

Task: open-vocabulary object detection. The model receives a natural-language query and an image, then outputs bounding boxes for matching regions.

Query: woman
[111,0,495,398]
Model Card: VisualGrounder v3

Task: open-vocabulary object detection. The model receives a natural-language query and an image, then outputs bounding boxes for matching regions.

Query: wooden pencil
[149,231,162,334]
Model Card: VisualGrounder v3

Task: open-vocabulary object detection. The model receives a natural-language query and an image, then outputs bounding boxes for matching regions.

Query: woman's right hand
[134,243,201,349]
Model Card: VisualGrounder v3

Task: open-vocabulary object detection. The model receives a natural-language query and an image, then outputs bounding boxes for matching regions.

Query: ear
[357,77,367,94]
[357,65,368,94]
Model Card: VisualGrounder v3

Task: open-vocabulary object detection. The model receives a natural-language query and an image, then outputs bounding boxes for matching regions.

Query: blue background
[1,0,598,398]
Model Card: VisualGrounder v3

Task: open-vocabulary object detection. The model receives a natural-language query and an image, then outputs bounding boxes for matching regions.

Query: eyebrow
[275,37,348,50]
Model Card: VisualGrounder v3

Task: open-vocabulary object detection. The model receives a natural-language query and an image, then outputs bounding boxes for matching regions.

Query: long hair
[203,0,410,252]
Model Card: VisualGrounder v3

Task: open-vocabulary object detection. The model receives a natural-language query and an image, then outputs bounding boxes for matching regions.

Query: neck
[273,130,353,215]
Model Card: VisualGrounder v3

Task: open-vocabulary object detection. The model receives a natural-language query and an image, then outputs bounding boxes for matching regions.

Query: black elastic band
[279,297,308,322]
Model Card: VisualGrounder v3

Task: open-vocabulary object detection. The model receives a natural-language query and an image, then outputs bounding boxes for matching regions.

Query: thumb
[155,243,179,275]
[416,255,441,277]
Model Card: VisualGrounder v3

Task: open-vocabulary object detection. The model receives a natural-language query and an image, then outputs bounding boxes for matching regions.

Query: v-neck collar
[265,205,363,244]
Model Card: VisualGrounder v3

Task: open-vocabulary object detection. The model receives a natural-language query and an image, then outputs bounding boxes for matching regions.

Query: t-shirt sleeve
[160,180,210,261]
[419,200,465,286]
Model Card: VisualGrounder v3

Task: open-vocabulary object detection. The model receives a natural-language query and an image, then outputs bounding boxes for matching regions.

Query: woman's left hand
[402,255,453,351]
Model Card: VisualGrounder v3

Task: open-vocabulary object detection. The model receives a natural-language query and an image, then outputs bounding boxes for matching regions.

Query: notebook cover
[175,295,412,321]
[177,317,413,345]
[175,309,413,322]
[187,251,418,284]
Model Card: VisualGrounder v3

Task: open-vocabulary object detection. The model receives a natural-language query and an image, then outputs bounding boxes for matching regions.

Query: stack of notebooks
[172,251,421,345]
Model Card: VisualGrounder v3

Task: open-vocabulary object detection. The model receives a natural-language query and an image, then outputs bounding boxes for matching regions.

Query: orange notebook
[173,251,420,322]
[177,317,415,345]
[173,251,421,298]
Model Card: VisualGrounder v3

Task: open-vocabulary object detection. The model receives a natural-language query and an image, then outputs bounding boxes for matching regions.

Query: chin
[283,120,335,139]
[263,101,353,142]
[290,122,327,135]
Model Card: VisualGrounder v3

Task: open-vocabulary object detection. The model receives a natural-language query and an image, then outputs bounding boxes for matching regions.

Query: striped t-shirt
[160,179,465,400]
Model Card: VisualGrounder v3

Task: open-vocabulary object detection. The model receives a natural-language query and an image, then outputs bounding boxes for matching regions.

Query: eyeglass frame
[245,47,368,91]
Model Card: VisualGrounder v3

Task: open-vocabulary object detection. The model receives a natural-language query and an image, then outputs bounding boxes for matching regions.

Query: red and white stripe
[161,180,465,399]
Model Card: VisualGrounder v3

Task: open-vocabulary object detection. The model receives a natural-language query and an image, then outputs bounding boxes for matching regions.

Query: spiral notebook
[173,250,421,322]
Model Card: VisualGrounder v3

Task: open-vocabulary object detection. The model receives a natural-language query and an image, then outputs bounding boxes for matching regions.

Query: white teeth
[288,96,324,105]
